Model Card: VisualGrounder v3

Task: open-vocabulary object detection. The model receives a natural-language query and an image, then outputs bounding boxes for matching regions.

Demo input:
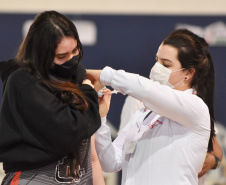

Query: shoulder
[190,93,209,114]
[8,68,37,85]
[182,92,210,128]
[6,68,48,95]
[178,88,209,113]
[0,59,19,83]
[181,90,210,119]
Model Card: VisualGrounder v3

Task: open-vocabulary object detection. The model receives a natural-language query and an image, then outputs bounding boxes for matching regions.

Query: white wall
[0,0,226,15]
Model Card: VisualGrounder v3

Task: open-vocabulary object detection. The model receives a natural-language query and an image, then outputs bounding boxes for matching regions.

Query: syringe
[97,86,119,96]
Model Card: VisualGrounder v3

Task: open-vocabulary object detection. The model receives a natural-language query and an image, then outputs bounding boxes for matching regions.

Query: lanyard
[137,110,152,133]
[125,110,158,155]
[137,110,161,133]
[143,111,152,121]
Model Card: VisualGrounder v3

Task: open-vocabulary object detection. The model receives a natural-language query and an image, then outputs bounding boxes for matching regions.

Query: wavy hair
[16,10,88,110]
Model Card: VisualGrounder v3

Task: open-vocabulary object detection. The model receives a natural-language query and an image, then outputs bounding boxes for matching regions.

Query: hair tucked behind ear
[163,29,215,152]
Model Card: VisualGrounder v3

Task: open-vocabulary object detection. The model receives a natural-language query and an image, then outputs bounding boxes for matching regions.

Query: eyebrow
[162,58,173,63]
[156,55,173,63]
[55,53,67,57]
[55,46,78,56]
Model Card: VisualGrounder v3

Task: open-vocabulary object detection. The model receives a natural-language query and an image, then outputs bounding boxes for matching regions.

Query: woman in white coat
[88,29,216,185]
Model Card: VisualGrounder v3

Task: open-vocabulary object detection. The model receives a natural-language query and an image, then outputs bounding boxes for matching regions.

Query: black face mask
[50,55,86,84]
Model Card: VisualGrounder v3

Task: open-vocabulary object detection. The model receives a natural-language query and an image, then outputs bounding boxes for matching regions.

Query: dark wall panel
[0,13,225,128]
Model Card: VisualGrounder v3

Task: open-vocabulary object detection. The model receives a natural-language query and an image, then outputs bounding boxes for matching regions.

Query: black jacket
[0,60,101,173]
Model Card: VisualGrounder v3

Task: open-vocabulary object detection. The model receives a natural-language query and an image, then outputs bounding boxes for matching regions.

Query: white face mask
[149,62,185,88]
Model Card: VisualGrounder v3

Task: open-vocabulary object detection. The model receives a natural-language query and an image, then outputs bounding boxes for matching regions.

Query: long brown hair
[163,29,215,152]
[16,10,88,110]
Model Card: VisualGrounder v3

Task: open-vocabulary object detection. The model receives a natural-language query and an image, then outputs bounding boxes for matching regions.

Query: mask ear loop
[173,68,185,72]
[170,68,186,88]
[172,78,186,89]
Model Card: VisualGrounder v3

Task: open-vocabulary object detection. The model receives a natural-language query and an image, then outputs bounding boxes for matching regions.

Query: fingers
[198,153,215,178]
[198,170,205,178]
[98,87,118,96]
[97,86,106,96]
[198,166,208,178]
[102,89,112,102]
[98,88,112,118]
[82,79,94,88]
[198,162,207,178]
[98,88,112,103]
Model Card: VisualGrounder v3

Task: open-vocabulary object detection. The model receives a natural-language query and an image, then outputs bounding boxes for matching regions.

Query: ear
[184,68,195,81]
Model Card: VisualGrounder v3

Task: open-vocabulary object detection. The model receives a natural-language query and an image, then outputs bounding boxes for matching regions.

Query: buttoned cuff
[101,116,107,125]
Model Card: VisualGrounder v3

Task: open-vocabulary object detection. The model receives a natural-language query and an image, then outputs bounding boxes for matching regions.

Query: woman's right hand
[82,79,94,88]
[98,88,112,118]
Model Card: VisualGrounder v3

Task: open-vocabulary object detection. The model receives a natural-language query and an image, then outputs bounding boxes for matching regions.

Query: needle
[111,89,118,94]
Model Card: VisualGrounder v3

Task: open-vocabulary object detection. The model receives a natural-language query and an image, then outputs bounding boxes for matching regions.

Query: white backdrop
[0,0,226,15]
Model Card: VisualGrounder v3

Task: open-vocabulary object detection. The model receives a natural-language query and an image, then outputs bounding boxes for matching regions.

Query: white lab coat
[95,66,210,185]
[119,96,144,134]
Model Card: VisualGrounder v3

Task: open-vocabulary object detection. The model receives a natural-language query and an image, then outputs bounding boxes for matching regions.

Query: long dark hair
[163,29,215,152]
[16,10,88,110]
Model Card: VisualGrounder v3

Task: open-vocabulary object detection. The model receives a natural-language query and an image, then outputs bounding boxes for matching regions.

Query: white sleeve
[100,66,210,129]
[95,113,139,173]
[95,117,123,173]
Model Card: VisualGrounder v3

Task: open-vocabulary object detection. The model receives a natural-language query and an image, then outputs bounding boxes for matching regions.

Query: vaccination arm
[17,80,101,155]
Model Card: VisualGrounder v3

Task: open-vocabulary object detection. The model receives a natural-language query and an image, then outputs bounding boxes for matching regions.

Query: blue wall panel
[0,13,225,129]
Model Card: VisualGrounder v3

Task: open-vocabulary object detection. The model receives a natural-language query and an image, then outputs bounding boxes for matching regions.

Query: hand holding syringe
[97,86,119,96]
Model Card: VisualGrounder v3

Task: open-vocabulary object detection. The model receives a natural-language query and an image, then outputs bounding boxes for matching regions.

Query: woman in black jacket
[0,11,107,185]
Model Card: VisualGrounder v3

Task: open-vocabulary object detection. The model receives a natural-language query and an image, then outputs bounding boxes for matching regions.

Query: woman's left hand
[98,88,112,118]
